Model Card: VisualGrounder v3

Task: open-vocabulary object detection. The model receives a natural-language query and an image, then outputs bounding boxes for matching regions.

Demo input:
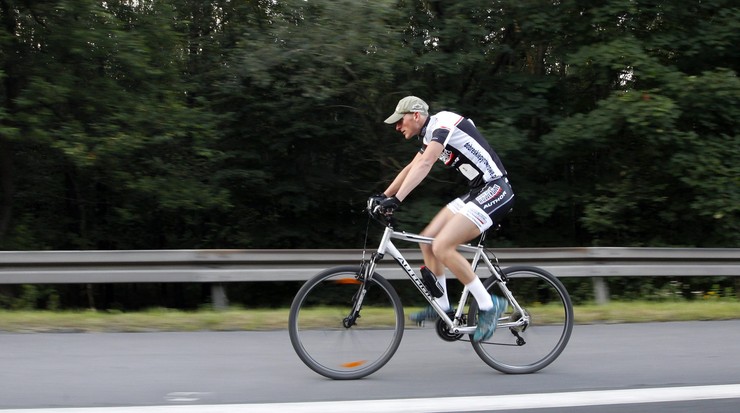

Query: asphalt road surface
[1,320,739,412]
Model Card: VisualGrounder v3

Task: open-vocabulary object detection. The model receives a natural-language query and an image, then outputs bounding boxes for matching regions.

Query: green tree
[0,0,228,249]
[1,0,737,253]
[207,0,414,247]
[539,0,739,246]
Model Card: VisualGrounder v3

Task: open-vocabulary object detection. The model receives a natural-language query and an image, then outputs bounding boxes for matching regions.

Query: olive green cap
[384,96,429,124]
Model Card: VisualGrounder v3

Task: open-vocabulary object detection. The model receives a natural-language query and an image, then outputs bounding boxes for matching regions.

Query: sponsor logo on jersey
[475,184,502,203]
[463,142,498,179]
[483,190,508,209]
[439,149,455,165]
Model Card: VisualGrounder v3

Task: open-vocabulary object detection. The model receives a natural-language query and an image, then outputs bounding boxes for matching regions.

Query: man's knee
[420,243,436,262]
[420,242,433,254]
[431,239,454,261]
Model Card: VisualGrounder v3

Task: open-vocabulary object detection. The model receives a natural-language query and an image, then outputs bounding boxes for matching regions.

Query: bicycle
[288,199,574,380]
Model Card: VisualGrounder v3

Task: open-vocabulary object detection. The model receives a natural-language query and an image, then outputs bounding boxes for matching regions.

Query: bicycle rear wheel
[469,265,573,374]
[288,266,404,379]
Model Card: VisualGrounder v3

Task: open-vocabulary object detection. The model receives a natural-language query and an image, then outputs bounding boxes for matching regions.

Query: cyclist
[374,96,514,342]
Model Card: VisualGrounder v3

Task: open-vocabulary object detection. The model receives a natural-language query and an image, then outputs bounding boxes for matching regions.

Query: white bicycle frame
[364,224,529,336]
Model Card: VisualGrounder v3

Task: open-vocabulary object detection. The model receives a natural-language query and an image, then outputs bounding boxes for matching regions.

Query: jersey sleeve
[430,128,451,146]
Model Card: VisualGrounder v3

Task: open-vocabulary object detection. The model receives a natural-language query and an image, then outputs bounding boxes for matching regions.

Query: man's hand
[378,196,401,215]
[367,193,386,212]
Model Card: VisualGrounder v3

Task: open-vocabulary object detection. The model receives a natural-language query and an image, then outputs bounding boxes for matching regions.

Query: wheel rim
[471,268,573,373]
[290,270,403,379]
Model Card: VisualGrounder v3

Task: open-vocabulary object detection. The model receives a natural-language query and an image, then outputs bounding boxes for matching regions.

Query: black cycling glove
[379,196,401,213]
[367,193,386,211]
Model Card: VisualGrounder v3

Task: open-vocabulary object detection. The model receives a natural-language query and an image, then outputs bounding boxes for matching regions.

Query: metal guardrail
[1,248,738,306]
[1,248,738,283]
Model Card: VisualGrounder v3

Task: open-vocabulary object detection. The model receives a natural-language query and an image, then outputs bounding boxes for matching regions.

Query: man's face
[395,112,422,139]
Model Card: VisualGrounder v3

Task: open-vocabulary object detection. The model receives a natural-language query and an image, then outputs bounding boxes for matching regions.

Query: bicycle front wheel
[469,266,574,374]
[288,266,404,380]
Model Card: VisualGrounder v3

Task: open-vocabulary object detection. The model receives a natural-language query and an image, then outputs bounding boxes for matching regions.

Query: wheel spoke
[469,266,573,374]
[289,267,404,380]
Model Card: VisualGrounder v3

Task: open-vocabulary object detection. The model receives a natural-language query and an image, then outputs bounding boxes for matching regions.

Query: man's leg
[409,207,455,323]
[432,213,505,342]
[430,213,482,286]
[419,207,455,276]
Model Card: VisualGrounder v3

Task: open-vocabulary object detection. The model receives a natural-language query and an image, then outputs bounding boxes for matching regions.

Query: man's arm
[383,152,421,197]
[393,141,444,201]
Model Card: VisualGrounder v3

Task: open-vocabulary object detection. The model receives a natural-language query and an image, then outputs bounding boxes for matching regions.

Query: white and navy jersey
[419,111,507,189]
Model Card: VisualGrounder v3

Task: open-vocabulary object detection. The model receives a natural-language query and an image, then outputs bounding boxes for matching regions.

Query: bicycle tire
[468,265,574,374]
[288,266,404,380]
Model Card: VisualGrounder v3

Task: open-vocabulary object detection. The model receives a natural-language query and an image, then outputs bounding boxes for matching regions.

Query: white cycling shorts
[446,177,514,232]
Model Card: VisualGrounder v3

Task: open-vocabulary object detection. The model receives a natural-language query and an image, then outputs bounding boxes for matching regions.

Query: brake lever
[367,205,396,227]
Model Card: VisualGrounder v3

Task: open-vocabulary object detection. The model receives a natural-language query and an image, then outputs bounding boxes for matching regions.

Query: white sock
[467,278,493,311]
[433,274,450,311]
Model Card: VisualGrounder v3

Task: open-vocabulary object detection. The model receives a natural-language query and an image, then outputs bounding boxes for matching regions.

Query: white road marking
[164,392,211,402]
[2,384,739,413]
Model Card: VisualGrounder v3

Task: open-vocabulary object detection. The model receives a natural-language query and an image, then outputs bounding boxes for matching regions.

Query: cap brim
[384,112,404,124]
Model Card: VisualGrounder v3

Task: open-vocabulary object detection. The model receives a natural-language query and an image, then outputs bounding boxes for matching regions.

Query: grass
[0,308,291,333]
[0,300,738,333]
[573,300,740,323]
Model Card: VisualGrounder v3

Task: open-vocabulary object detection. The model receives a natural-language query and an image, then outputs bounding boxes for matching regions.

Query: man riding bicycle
[374,96,515,342]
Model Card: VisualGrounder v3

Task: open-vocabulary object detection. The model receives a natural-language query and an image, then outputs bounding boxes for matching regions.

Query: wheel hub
[509,309,530,332]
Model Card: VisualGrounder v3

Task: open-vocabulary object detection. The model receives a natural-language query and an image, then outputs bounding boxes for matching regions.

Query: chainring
[435,311,466,342]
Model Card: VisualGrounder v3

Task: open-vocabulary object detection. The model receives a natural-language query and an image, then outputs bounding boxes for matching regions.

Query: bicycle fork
[343,251,382,328]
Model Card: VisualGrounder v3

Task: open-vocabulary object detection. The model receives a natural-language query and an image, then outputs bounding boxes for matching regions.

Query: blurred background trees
[0,0,737,308]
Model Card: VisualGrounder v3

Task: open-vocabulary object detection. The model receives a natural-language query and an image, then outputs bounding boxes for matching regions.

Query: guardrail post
[593,276,609,305]
[211,283,229,310]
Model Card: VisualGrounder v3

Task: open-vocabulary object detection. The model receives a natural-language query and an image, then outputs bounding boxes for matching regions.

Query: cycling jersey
[419,111,507,190]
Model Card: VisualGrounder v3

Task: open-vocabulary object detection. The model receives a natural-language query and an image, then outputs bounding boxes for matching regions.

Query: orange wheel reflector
[341,360,367,368]
[334,278,362,285]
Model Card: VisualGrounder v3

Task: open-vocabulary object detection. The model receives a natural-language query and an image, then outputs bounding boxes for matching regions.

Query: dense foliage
[0,1,737,308]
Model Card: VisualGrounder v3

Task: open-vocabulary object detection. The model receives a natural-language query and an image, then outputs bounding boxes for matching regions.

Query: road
[1,320,739,412]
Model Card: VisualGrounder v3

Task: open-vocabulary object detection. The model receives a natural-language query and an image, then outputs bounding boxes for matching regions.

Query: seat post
[477,231,487,247]
[477,223,501,247]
